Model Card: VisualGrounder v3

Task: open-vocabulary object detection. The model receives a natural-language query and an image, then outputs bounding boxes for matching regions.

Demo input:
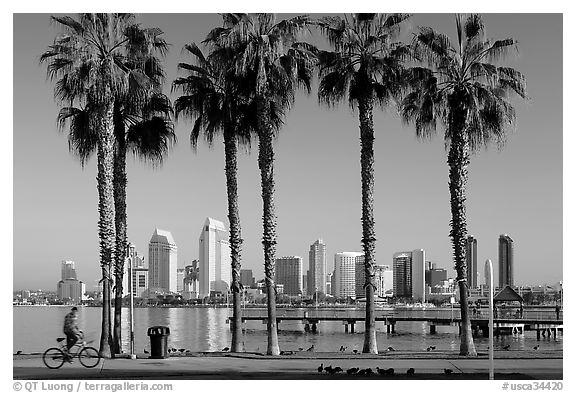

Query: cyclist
[63,307,83,361]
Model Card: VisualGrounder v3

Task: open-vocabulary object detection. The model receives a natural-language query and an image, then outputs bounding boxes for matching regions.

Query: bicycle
[42,336,100,369]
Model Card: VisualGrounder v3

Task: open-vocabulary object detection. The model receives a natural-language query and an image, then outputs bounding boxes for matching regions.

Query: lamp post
[128,255,138,360]
[485,259,494,380]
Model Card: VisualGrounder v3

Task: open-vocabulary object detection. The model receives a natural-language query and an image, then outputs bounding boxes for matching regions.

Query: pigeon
[185,349,191,353]
[346,367,359,375]
[426,347,431,352]
[179,349,185,353]
[222,347,230,352]
[533,345,540,350]
[385,368,395,376]
[503,344,511,351]
[387,346,395,352]
[444,368,453,375]
[15,350,22,355]
[307,345,315,352]
[143,348,149,354]
[167,348,171,353]
[352,349,359,354]
[298,347,304,351]
[318,363,324,373]
[430,346,436,350]
[407,368,415,376]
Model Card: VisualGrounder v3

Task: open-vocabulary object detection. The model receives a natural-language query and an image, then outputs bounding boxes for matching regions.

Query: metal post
[485,259,494,380]
[128,255,137,360]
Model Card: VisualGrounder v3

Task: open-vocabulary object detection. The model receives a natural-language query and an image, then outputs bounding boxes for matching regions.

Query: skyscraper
[148,229,178,293]
[393,249,426,301]
[354,255,366,298]
[240,269,255,288]
[374,265,393,297]
[498,234,514,288]
[334,252,362,299]
[198,217,231,298]
[466,235,478,288]
[57,260,84,303]
[308,239,327,296]
[275,256,303,296]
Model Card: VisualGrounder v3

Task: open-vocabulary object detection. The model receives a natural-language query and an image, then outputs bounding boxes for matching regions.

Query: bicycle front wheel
[43,347,65,369]
[78,346,100,368]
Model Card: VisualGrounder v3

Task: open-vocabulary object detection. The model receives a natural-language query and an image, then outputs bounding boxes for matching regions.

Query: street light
[485,259,494,380]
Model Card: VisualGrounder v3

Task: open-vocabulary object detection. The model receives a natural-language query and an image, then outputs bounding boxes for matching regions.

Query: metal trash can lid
[147,326,170,335]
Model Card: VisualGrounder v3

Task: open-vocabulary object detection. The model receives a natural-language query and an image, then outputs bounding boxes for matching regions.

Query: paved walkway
[13,352,563,380]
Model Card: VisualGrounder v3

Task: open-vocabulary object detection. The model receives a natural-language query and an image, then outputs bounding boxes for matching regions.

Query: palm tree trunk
[112,110,127,355]
[224,129,243,352]
[256,97,280,356]
[358,95,378,354]
[447,90,477,357]
[91,97,116,359]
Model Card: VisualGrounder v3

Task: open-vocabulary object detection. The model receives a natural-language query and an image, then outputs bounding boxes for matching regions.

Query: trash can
[147,326,170,359]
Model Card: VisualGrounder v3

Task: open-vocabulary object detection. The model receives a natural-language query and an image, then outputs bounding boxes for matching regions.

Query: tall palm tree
[41,13,167,358]
[400,14,527,356]
[211,13,316,355]
[316,13,411,354]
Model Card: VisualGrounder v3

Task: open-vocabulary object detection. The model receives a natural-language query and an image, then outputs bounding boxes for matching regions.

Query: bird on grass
[339,345,347,352]
[352,349,359,354]
[15,350,22,355]
[503,344,511,351]
[444,368,453,375]
[533,345,540,350]
[185,349,191,353]
[318,363,324,373]
[426,347,431,352]
[298,347,304,351]
[222,347,230,352]
[307,345,315,352]
[179,349,185,353]
[407,368,415,376]
[387,346,395,352]
[346,367,359,375]
[167,348,171,353]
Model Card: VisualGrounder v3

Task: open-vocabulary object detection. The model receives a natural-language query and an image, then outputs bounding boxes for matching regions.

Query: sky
[12,12,564,291]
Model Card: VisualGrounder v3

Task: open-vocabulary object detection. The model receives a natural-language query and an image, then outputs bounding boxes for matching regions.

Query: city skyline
[13,13,563,290]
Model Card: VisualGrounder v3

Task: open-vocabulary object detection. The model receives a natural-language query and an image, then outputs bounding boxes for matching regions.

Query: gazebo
[494,285,524,318]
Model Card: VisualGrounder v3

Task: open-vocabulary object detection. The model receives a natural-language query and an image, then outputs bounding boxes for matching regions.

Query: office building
[308,239,327,296]
[240,269,255,288]
[275,256,303,296]
[56,260,85,304]
[183,261,199,300]
[326,272,333,296]
[498,234,514,288]
[123,243,148,298]
[334,252,363,299]
[466,235,478,288]
[393,249,426,302]
[425,262,448,288]
[148,229,178,293]
[177,268,185,293]
[198,217,231,298]
[374,265,393,297]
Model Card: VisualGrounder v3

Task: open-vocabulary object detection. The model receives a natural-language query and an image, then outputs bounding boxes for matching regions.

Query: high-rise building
[61,260,77,280]
[466,235,478,288]
[57,260,85,304]
[308,239,327,296]
[354,255,367,298]
[425,262,448,288]
[177,268,185,293]
[123,243,148,298]
[183,261,199,300]
[148,229,178,293]
[326,272,333,296]
[393,249,426,301]
[374,265,393,297]
[498,234,514,288]
[198,217,231,298]
[275,256,303,296]
[240,269,255,288]
[334,252,362,299]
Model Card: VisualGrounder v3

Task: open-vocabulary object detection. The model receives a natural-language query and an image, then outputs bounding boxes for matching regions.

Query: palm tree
[316,13,411,354]
[41,13,169,358]
[211,13,316,355]
[172,42,252,352]
[400,14,527,356]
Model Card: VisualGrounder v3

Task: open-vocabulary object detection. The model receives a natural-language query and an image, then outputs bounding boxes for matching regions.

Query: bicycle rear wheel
[78,346,100,368]
[43,347,65,369]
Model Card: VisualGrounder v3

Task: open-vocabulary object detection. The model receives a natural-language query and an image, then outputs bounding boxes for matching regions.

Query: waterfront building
[425,262,448,287]
[148,229,178,293]
[183,261,199,300]
[393,249,426,302]
[374,265,393,297]
[498,234,514,288]
[308,239,327,296]
[334,252,362,299]
[466,235,478,288]
[240,269,255,288]
[198,217,231,298]
[56,260,84,303]
[275,256,303,296]
[177,268,185,293]
[326,272,333,296]
[122,243,148,298]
